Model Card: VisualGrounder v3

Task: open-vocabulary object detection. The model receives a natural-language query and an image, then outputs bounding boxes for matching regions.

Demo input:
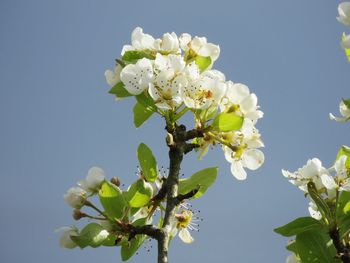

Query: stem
[329,227,350,263]
[157,124,187,263]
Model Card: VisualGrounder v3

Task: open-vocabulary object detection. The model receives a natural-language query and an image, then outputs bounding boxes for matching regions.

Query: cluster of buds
[105,27,264,180]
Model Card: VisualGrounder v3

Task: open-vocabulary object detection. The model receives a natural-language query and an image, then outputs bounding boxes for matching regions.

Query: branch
[175,187,200,205]
[329,227,350,263]
[127,224,164,241]
[185,128,204,140]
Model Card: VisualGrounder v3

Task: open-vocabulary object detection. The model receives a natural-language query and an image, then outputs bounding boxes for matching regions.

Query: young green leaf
[343,35,350,63]
[195,55,212,72]
[274,217,322,237]
[133,102,154,128]
[343,98,350,110]
[307,182,332,223]
[178,167,218,199]
[71,223,114,249]
[121,235,147,261]
[125,179,153,208]
[99,181,127,220]
[136,93,156,110]
[122,50,154,63]
[211,112,244,132]
[295,230,339,263]
[109,82,132,98]
[336,145,350,169]
[137,143,158,183]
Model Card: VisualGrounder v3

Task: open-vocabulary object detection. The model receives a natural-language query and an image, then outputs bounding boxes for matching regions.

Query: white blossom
[160,32,180,53]
[220,82,263,124]
[335,155,350,191]
[78,166,105,193]
[282,158,328,192]
[104,64,122,87]
[329,99,350,122]
[120,58,154,95]
[171,210,199,244]
[64,187,87,209]
[148,54,185,109]
[337,2,350,26]
[179,64,226,109]
[308,201,322,220]
[180,34,220,63]
[223,120,264,180]
[57,226,79,249]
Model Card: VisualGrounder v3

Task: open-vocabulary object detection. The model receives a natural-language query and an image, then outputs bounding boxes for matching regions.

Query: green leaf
[198,106,218,122]
[343,98,350,110]
[337,192,350,223]
[125,179,153,208]
[136,93,156,110]
[109,82,132,98]
[122,50,154,63]
[295,230,339,263]
[195,56,212,72]
[137,143,158,183]
[178,167,218,199]
[336,145,350,169]
[99,181,127,220]
[71,223,114,249]
[307,182,332,223]
[211,112,244,132]
[274,217,322,237]
[286,240,298,254]
[133,102,154,128]
[343,35,350,63]
[121,235,146,261]
[339,213,350,238]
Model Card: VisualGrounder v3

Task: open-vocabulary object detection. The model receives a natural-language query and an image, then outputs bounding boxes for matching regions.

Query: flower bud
[78,167,105,193]
[110,176,121,187]
[57,226,79,249]
[64,187,87,209]
[72,209,85,220]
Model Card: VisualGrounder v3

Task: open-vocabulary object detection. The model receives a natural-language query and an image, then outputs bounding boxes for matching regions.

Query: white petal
[320,174,337,190]
[335,155,347,175]
[178,228,194,244]
[199,43,220,61]
[240,93,258,114]
[231,161,247,180]
[242,149,264,170]
[342,33,350,49]
[340,100,350,118]
[329,113,348,122]
[179,33,191,50]
[337,2,350,26]
[300,158,322,178]
[131,27,155,50]
[286,254,300,263]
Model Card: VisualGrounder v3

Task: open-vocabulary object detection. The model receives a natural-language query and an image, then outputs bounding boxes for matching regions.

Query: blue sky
[0,0,349,262]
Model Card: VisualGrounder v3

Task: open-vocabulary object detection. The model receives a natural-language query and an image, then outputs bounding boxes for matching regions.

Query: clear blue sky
[0,0,349,262]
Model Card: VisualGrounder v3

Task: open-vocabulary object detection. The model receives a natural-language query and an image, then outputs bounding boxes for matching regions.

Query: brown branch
[329,227,350,263]
[127,224,163,241]
[185,128,204,140]
[175,187,200,206]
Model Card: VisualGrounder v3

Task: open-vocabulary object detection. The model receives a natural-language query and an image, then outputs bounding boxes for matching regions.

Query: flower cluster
[282,149,350,220]
[105,27,264,180]
[337,2,350,61]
